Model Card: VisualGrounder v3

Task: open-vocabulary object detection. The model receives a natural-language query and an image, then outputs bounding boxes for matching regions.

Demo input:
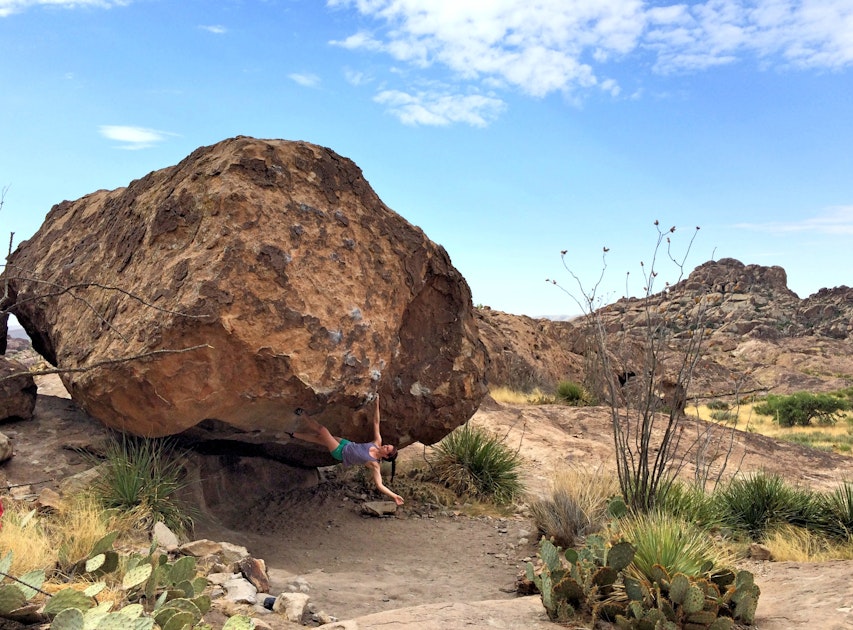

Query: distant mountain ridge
[477,258,853,397]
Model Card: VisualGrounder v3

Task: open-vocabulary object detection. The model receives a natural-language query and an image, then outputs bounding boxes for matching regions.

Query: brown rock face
[0,356,37,421]
[3,137,487,455]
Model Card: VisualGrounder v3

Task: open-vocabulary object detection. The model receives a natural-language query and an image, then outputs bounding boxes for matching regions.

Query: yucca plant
[429,423,523,505]
[87,434,195,536]
[714,471,822,541]
[817,481,853,540]
[617,511,728,581]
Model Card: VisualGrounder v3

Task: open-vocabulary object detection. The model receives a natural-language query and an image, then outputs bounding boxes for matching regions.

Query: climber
[288,393,403,505]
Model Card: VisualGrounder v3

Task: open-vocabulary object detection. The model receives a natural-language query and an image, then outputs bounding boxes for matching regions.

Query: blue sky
[1,0,851,318]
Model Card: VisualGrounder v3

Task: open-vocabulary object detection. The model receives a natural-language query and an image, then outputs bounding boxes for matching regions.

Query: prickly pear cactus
[43,587,95,616]
[222,615,256,630]
[51,607,85,630]
[0,585,27,615]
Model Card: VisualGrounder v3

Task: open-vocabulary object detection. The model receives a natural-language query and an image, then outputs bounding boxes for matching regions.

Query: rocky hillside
[478,258,853,399]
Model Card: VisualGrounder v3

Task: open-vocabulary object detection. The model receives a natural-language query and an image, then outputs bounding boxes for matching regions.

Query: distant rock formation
[477,258,853,398]
[2,137,487,463]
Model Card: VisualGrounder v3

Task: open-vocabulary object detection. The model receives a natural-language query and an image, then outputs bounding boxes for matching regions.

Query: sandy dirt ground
[3,377,853,629]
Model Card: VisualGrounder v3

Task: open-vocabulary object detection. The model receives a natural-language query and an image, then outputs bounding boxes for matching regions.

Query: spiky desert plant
[654,479,719,528]
[617,511,728,581]
[714,471,822,541]
[555,380,590,406]
[429,423,523,505]
[87,434,195,536]
[818,481,853,540]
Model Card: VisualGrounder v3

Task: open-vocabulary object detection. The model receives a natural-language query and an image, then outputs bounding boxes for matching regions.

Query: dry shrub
[0,498,54,575]
[763,524,853,562]
[0,494,133,576]
[490,386,551,405]
[530,465,618,548]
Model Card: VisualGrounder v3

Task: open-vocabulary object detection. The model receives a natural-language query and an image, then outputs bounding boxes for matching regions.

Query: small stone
[180,539,223,557]
[35,487,62,512]
[152,521,180,549]
[360,501,397,517]
[273,592,310,622]
[748,543,773,561]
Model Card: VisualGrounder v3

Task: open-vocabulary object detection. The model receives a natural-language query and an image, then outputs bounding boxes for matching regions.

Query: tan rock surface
[3,137,487,458]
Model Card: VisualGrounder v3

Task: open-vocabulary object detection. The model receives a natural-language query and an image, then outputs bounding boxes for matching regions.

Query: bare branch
[2,344,212,381]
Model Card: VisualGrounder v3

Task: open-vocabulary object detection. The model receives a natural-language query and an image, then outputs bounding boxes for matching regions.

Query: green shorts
[331,439,350,462]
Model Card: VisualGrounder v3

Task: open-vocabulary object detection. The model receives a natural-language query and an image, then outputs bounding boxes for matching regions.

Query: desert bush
[617,511,727,581]
[555,380,590,406]
[706,400,730,411]
[87,434,195,536]
[709,410,739,424]
[764,525,833,562]
[753,392,849,427]
[530,466,618,548]
[714,471,822,541]
[654,479,720,528]
[429,423,523,505]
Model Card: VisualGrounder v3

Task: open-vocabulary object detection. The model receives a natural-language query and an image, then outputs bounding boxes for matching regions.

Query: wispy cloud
[329,0,853,106]
[0,0,128,18]
[734,206,853,235]
[374,89,505,127]
[98,125,175,150]
[199,24,227,35]
[288,73,321,88]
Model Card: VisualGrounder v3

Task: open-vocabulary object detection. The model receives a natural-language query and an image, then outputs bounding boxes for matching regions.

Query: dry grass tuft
[490,386,552,405]
[763,524,853,562]
[0,498,55,575]
[530,464,618,548]
[0,494,135,576]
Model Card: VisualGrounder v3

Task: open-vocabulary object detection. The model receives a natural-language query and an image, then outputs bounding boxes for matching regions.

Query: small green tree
[753,392,849,427]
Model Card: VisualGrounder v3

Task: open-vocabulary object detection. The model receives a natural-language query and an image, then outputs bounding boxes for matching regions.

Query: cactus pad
[90,531,120,556]
[51,607,85,630]
[734,594,758,624]
[682,585,705,615]
[708,617,734,630]
[0,584,27,615]
[44,588,95,616]
[606,541,635,572]
[122,564,153,590]
[162,610,195,630]
[668,573,690,605]
[168,556,197,585]
[222,615,256,630]
[539,539,562,573]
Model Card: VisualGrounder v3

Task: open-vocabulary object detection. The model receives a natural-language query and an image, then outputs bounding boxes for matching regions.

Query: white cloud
[0,0,127,17]
[199,24,227,35]
[329,0,853,102]
[734,206,853,235]
[344,67,371,86]
[98,125,174,150]
[289,73,322,88]
[374,89,505,126]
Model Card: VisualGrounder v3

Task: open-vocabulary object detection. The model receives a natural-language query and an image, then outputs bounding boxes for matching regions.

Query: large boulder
[3,137,487,461]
